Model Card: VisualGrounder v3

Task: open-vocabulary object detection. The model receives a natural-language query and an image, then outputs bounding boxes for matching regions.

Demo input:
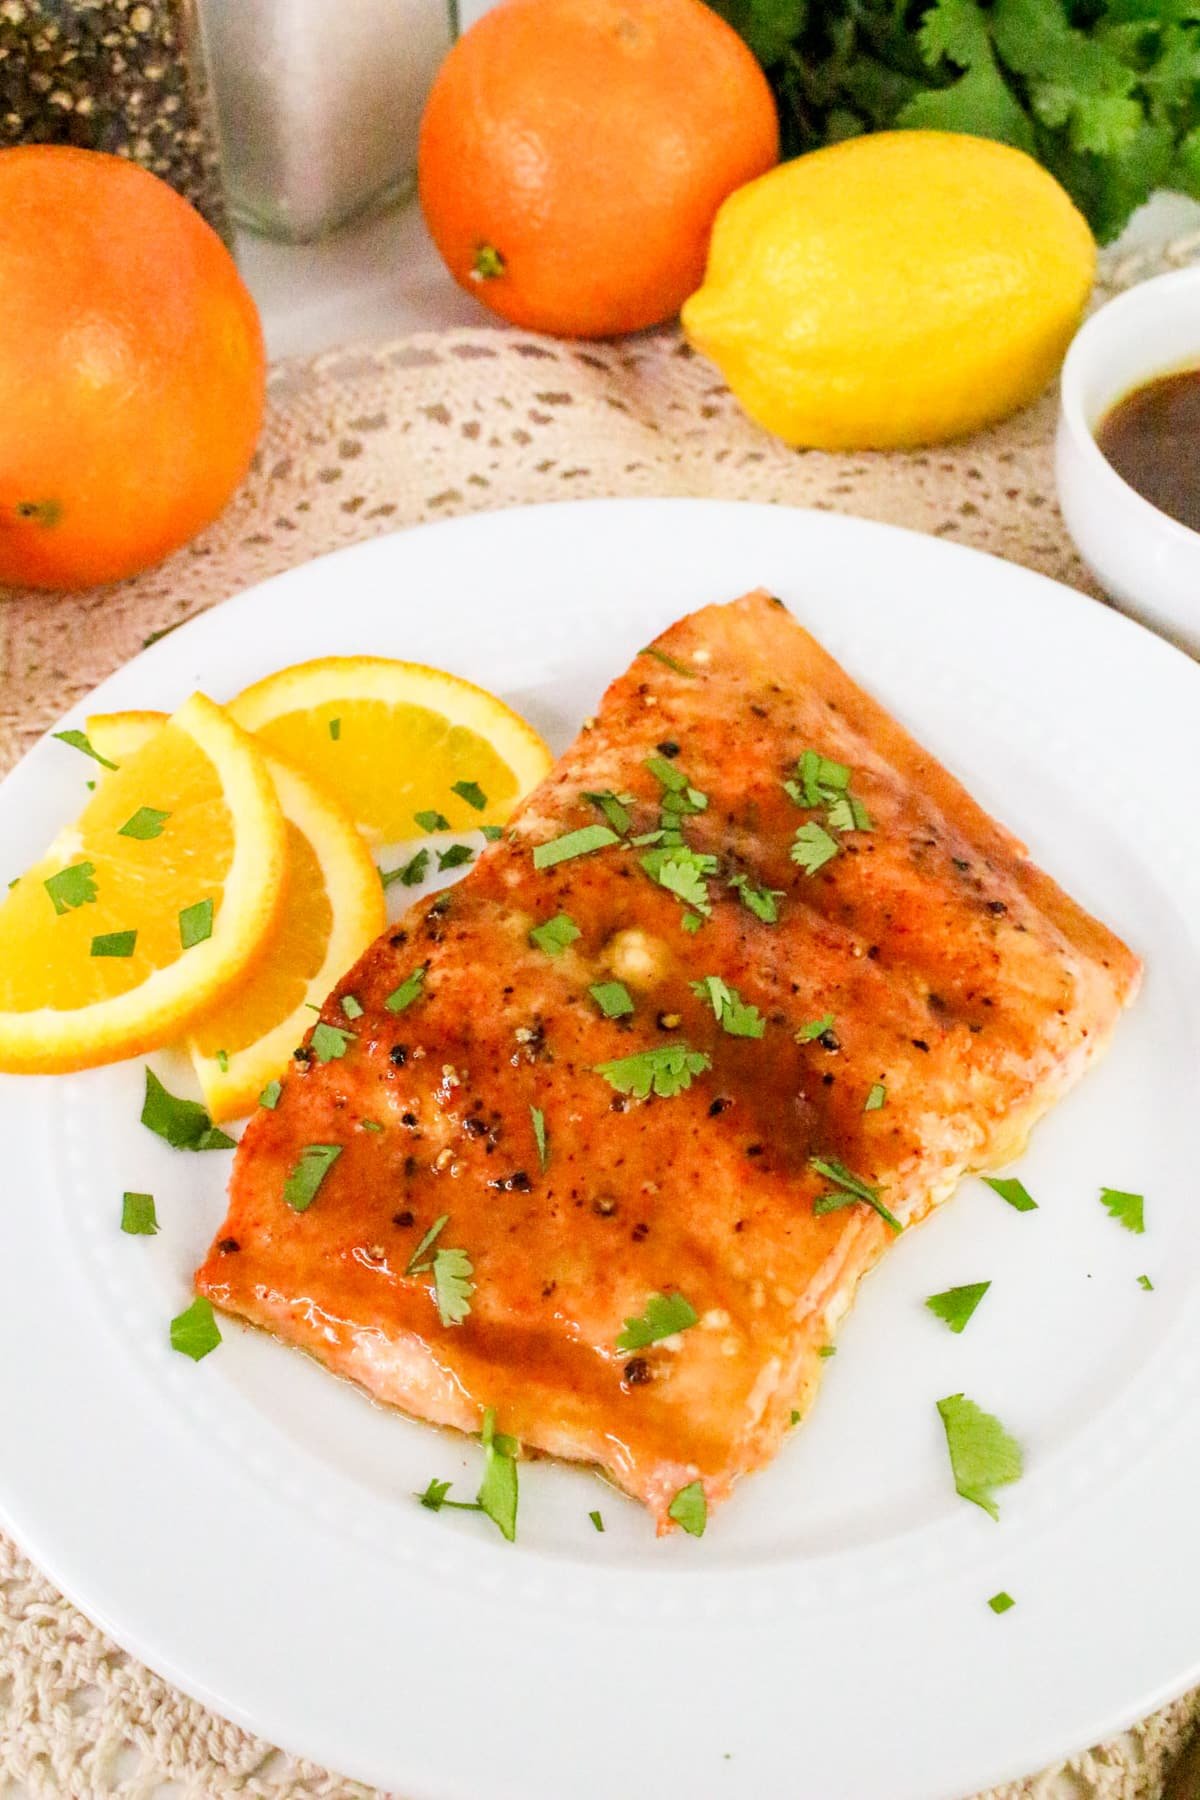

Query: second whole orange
[418,0,779,339]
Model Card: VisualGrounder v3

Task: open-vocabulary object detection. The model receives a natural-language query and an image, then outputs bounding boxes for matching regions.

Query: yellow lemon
[88,709,387,1121]
[681,131,1096,451]
[0,694,286,1073]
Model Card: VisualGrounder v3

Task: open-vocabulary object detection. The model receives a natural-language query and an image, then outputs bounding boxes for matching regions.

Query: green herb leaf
[52,728,117,770]
[668,1479,707,1537]
[791,821,841,875]
[795,1013,835,1042]
[381,848,429,889]
[414,810,451,833]
[817,1345,837,1358]
[44,861,97,915]
[91,929,137,958]
[417,1477,453,1511]
[477,1407,518,1541]
[925,1280,991,1334]
[988,1591,1016,1615]
[533,823,620,869]
[645,755,688,793]
[481,824,504,842]
[640,844,718,915]
[311,1020,355,1062]
[283,1143,342,1211]
[616,1290,698,1352]
[681,911,704,934]
[529,911,581,956]
[1138,1273,1154,1291]
[690,974,766,1039]
[530,1104,549,1172]
[141,1069,235,1150]
[589,980,634,1018]
[1100,1186,1144,1234]
[452,779,487,811]
[433,1246,475,1326]
[118,806,170,840]
[437,843,474,872]
[215,1049,229,1072]
[583,790,634,835]
[259,1079,282,1109]
[937,1392,1023,1520]
[341,993,364,1020]
[864,1081,887,1111]
[983,1175,1038,1212]
[178,898,213,949]
[589,1508,605,1532]
[386,964,427,1012]
[361,1118,383,1132]
[810,1153,901,1232]
[594,1044,711,1100]
[728,872,783,923]
[170,1295,221,1361]
[328,717,341,741]
[406,1214,450,1274]
[121,1191,157,1235]
[639,645,696,677]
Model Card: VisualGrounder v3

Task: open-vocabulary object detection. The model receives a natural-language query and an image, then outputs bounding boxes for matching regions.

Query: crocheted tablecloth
[3,240,1199,1799]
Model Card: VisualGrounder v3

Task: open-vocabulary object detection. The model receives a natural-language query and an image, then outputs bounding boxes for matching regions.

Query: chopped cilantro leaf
[728,872,783,923]
[533,823,619,869]
[639,645,696,677]
[1100,1186,1144,1234]
[864,1082,887,1112]
[589,1509,605,1532]
[361,1118,383,1132]
[531,1105,549,1172]
[589,980,634,1018]
[91,929,136,958]
[141,1069,235,1150]
[937,1394,1022,1520]
[925,1280,991,1334]
[178,898,213,949]
[1138,1273,1154,1291]
[850,796,873,831]
[259,1079,282,1109]
[681,911,704,934]
[386,964,427,1012]
[433,1246,475,1326]
[795,1013,835,1042]
[594,1044,711,1100]
[791,821,841,875]
[311,1020,355,1062]
[44,861,97,915]
[52,728,117,770]
[640,844,717,915]
[529,911,581,956]
[790,1409,801,1424]
[983,1175,1038,1213]
[341,993,364,1020]
[170,1295,221,1361]
[437,843,474,872]
[988,1591,1016,1615]
[811,1154,901,1233]
[414,809,450,833]
[451,779,487,811]
[215,1049,229,1072]
[477,1407,518,1540]
[283,1143,342,1211]
[645,755,688,793]
[406,1214,449,1274]
[118,806,170,840]
[616,1290,698,1352]
[381,848,429,889]
[417,1477,453,1511]
[481,824,503,842]
[668,1479,707,1537]
[690,974,766,1039]
[120,1191,157,1235]
[328,717,341,741]
[583,790,633,835]
[817,1345,837,1358]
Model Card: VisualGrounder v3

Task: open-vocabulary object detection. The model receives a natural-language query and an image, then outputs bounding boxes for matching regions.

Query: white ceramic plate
[2,500,1198,1800]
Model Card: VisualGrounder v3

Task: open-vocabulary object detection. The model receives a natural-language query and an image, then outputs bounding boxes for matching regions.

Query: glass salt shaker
[199,0,453,243]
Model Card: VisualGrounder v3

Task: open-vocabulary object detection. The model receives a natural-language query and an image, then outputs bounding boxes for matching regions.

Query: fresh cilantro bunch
[711,0,1200,242]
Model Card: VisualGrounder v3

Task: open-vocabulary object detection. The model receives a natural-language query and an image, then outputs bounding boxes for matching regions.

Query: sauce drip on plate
[1096,368,1200,533]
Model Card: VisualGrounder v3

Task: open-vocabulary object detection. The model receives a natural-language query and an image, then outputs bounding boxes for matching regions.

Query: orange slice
[0,694,286,1073]
[88,710,387,1120]
[225,656,552,843]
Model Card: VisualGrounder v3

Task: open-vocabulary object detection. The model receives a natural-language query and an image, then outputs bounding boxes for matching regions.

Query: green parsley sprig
[594,1044,711,1100]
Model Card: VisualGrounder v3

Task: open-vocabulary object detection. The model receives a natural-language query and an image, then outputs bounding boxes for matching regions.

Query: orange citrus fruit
[418,0,779,338]
[0,145,265,591]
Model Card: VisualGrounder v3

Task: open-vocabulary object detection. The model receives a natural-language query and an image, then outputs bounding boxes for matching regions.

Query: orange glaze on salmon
[197,592,1141,1532]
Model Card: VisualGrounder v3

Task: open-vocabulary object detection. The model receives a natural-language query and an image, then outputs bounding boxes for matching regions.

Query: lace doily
[2,237,1198,1800]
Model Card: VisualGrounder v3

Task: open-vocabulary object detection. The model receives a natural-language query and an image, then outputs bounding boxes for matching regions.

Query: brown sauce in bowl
[1095,368,1200,533]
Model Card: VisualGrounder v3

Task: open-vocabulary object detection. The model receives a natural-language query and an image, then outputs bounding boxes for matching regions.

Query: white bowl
[1056,264,1200,655]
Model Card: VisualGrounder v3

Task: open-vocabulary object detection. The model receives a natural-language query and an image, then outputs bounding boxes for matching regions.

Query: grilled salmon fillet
[197,591,1141,1530]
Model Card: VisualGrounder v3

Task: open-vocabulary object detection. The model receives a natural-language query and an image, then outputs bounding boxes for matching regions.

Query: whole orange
[418,0,779,338]
[0,146,265,592]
